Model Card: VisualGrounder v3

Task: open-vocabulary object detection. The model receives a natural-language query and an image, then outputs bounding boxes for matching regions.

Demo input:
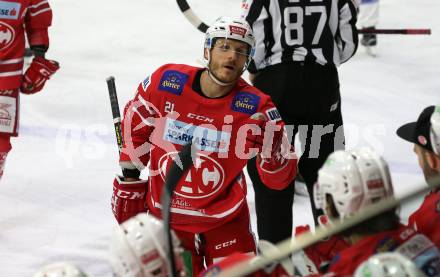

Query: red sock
[0,136,12,180]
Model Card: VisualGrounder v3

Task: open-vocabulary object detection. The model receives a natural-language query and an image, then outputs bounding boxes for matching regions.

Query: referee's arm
[337,0,359,63]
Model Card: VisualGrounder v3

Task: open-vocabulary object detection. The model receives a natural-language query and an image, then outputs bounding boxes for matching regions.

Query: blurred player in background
[0,0,59,181]
[397,105,440,248]
[313,148,440,276]
[358,0,380,54]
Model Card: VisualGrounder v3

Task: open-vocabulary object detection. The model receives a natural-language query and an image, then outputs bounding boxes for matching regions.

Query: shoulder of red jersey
[233,79,282,122]
[138,63,202,95]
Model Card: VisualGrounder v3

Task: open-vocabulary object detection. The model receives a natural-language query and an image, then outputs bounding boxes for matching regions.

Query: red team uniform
[408,190,440,249]
[114,63,297,274]
[0,0,58,180]
[293,223,350,275]
[327,225,440,276]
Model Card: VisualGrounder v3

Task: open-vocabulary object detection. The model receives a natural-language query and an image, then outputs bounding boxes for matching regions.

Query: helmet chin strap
[207,68,234,86]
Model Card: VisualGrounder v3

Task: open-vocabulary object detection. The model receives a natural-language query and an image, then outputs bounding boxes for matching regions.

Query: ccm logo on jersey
[0,1,20,20]
[215,239,237,250]
[231,92,260,115]
[158,70,188,95]
[187,113,214,123]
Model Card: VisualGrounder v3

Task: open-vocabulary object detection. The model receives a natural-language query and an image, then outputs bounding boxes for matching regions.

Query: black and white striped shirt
[241,0,359,72]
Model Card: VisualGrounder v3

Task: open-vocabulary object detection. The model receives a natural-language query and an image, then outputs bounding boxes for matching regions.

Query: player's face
[209,38,249,83]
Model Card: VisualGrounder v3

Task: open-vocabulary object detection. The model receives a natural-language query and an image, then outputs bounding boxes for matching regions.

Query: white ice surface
[0,0,439,276]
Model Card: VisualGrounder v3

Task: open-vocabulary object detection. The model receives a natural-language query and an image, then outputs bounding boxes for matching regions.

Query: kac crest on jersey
[0,21,15,51]
[158,151,225,199]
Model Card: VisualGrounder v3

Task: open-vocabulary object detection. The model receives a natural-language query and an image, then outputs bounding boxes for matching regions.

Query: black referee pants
[247,61,345,243]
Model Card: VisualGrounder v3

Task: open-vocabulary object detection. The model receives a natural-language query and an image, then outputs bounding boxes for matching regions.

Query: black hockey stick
[359,28,431,35]
[106,76,124,153]
[176,0,209,33]
[219,176,440,276]
[161,142,194,277]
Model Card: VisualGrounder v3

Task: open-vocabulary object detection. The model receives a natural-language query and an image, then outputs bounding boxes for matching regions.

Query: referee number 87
[284,0,327,46]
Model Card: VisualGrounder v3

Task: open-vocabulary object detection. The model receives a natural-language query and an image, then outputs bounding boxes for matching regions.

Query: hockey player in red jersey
[0,0,59,181]
[111,16,297,275]
[397,105,440,249]
[292,216,350,275]
[313,148,440,276]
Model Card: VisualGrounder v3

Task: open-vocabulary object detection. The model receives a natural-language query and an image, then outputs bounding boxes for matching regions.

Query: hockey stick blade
[358,28,431,35]
[161,142,194,277]
[219,176,440,277]
[106,76,124,153]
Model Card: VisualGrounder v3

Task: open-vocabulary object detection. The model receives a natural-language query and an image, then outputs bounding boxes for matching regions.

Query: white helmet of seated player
[109,213,184,277]
[354,252,425,277]
[314,147,394,220]
[33,262,88,277]
[204,16,256,73]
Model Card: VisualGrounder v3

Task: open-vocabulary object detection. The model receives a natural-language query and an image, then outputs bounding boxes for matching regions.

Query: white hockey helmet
[204,16,256,70]
[33,262,88,277]
[429,106,440,155]
[109,213,183,277]
[354,252,425,277]
[315,148,394,220]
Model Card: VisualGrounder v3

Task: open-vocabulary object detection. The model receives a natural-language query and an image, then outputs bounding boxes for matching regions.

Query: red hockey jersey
[120,64,296,233]
[0,0,52,90]
[327,225,440,276]
[408,190,440,249]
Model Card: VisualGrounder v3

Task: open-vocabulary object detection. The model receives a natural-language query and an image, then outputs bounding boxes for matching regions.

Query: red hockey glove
[112,175,148,224]
[249,113,297,190]
[21,57,59,94]
[294,223,350,273]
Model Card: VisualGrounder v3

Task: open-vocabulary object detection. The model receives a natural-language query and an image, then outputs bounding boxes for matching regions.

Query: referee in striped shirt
[241,0,359,243]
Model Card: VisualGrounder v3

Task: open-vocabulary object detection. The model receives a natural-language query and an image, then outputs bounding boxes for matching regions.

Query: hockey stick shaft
[359,28,431,35]
[176,0,432,36]
[106,76,124,153]
[219,176,440,277]
[161,142,194,277]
